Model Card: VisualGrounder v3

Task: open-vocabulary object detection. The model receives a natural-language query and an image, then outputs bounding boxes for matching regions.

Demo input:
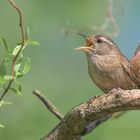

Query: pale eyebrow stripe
[99,37,114,45]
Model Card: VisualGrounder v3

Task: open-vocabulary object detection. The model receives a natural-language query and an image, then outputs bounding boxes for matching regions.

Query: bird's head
[75,34,116,56]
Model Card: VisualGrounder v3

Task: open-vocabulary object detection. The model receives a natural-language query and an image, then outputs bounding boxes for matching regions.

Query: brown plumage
[76,34,140,93]
[131,43,140,78]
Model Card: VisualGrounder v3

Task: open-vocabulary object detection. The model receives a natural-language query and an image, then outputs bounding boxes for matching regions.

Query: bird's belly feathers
[88,55,136,92]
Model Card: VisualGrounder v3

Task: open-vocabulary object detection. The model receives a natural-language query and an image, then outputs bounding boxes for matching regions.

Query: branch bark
[41,88,140,140]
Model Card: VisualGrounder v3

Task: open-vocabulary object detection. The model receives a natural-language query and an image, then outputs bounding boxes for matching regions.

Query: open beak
[75,34,94,52]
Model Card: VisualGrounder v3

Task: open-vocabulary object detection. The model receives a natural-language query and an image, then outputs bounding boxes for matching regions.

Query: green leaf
[0,100,12,107]
[0,76,5,85]
[15,72,24,78]
[16,89,22,96]
[0,58,10,76]
[15,80,22,92]
[10,88,22,96]
[25,27,40,46]
[3,75,12,81]
[12,44,26,57]
[22,58,31,74]
[14,63,22,73]
[27,40,40,46]
[0,124,4,128]
[14,57,31,79]
[10,80,22,96]
[12,45,22,56]
[0,38,12,54]
[17,56,24,64]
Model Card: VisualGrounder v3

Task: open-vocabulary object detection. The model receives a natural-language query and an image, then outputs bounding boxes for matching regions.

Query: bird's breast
[87,54,130,92]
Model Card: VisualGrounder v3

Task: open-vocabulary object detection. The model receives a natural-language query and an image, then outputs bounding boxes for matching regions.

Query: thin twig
[33,89,64,120]
[0,0,26,101]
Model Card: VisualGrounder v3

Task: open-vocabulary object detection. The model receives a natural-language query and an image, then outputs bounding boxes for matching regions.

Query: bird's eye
[96,38,102,44]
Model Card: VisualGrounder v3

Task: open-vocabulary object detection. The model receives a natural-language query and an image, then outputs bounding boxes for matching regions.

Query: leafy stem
[0,0,25,101]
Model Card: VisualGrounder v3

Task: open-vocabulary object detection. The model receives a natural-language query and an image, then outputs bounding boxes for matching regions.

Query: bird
[130,43,140,78]
[75,34,140,93]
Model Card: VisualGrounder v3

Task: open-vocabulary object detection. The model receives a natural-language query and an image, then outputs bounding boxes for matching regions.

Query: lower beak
[74,46,92,52]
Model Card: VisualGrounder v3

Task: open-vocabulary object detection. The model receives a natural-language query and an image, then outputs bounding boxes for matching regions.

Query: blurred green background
[0,0,140,140]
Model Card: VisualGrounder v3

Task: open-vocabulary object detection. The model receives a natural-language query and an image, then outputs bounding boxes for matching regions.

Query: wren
[75,35,140,93]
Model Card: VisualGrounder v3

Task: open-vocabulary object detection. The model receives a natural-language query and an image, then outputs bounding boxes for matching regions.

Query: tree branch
[33,89,64,120]
[41,88,140,140]
[0,0,26,101]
